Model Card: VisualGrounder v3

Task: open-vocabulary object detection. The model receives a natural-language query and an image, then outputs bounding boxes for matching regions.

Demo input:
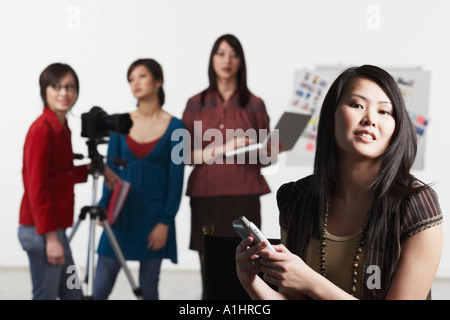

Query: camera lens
[101,113,133,135]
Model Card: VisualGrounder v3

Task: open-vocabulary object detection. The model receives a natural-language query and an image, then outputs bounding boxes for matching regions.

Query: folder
[106,180,131,224]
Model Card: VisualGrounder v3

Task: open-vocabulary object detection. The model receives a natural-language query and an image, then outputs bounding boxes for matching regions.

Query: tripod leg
[101,220,143,299]
[68,219,82,242]
[84,214,97,299]
[68,206,90,243]
[71,173,142,299]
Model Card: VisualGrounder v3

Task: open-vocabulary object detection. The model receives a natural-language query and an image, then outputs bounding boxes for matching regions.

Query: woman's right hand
[103,165,121,190]
[224,136,254,153]
[193,136,255,164]
[235,236,268,285]
[236,236,289,300]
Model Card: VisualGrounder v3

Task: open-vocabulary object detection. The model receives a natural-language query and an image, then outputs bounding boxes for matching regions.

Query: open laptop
[224,111,311,157]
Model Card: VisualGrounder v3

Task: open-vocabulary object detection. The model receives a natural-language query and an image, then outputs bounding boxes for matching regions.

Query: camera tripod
[68,138,142,300]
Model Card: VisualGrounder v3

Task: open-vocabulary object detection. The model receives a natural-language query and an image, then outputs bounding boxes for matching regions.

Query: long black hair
[127,58,165,107]
[314,65,422,236]
[200,34,251,107]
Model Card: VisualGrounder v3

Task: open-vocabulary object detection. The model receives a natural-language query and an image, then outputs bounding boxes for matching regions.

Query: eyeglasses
[51,84,77,92]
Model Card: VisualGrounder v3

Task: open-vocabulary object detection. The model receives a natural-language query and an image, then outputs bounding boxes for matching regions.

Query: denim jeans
[18,225,84,300]
[94,254,162,300]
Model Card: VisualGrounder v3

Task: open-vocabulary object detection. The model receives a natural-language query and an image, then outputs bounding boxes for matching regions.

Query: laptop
[224,111,311,157]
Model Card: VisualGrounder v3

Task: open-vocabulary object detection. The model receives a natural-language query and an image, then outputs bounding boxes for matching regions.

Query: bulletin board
[285,65,431,170]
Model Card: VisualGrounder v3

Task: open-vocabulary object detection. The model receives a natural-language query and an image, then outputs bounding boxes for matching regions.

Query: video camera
[81,106,132,139]
[80,106,132,174]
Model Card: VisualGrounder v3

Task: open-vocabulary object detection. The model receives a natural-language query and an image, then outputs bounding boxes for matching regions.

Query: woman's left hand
[258,244,313,292]
[147,223,169,250]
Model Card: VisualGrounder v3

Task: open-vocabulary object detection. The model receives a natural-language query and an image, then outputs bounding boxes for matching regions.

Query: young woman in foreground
[236,65,443,300]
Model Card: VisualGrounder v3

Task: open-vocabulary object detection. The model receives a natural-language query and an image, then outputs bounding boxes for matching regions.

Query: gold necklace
[319,201,367,295]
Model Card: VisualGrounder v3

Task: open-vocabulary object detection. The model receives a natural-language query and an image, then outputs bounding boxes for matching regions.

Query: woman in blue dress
[93,59,185,300]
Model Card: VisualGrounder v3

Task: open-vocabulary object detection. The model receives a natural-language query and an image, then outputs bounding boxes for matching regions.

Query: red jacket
[19,108,88,235]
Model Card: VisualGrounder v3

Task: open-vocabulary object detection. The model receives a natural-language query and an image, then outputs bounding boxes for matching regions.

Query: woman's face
[334,77,396,161]
[128,65,161,101]
[213,40,241,81]
[46,72,77,115]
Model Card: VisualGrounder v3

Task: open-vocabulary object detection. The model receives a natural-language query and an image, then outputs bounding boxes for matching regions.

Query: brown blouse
[182,91,271,197]
[278,174,443,299]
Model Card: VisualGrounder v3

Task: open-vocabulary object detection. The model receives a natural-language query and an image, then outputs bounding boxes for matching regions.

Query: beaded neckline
[319,201,368,295]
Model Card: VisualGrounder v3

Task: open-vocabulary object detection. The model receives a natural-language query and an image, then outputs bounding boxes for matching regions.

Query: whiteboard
[285,66,431,170]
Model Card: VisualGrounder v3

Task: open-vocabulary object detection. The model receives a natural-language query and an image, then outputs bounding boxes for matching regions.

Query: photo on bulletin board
[285,66,431,170]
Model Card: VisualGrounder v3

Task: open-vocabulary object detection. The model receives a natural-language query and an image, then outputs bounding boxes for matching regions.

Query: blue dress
[97,117,185,263]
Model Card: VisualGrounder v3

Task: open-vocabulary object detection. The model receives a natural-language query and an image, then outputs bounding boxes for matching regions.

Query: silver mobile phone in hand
[232,215,275,252]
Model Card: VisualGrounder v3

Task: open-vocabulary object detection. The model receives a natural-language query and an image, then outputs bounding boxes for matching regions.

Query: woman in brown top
[182,34,276,298]
[236,65,443,299]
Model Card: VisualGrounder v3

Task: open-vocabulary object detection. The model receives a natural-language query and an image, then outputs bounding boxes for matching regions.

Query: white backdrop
[1,0,449,280]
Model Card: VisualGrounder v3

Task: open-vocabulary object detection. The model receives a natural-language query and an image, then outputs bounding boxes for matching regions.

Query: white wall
[1,0,449,279]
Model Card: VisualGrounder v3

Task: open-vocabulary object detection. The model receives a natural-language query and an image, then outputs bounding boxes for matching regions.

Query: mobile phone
[232,215,275,252]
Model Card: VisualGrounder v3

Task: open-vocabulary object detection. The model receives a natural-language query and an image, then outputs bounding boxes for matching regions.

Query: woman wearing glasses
[18,63,119,300]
